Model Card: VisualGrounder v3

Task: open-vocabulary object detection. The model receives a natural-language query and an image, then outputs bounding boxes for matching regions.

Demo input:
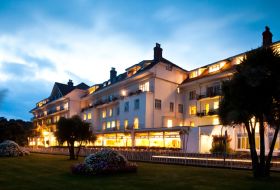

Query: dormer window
[189,68,206,79]
[209,61,226,73]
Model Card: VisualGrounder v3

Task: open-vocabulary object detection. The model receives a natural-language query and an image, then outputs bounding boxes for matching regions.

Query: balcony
[197,90,222,100]
[196,109,219,117]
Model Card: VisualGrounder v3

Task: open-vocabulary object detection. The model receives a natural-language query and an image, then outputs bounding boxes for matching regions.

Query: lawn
[0,153,280,190]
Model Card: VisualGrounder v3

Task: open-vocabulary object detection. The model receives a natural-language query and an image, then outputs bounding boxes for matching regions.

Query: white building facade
[30,31,280,154]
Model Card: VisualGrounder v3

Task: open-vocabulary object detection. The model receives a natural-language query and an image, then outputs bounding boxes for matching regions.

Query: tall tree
[219,46,280,177]
[55,115,96,160]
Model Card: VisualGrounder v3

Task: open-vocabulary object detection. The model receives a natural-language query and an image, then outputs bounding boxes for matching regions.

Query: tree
[219,46,280,177]
[0,117,34,146]
[55,115,96,160]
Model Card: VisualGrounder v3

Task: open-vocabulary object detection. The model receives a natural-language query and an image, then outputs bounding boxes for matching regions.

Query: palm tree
[219,46,280,177]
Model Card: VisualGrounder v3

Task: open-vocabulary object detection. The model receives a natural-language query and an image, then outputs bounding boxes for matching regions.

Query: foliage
[71,149,137,175]
[55,115,96,160]
[219,46,280,177]
[210,135,232,154]
[0,117,35,146]
[0,140,30,157]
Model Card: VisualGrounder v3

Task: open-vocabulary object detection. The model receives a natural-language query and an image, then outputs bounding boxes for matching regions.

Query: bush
[0,140,30,157]
[210,135,233,154]
[71,149,137,175]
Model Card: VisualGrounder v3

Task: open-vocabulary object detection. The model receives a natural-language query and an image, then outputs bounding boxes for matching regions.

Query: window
[189,106,196,115]
[87,113,92,120]
[166,64,173,71]
[205,103,210,114]
[209,61,226,73]
[102,110,106,118]
[109,108,113,117]
[124,120,128,129]
[83,114,87,120]
[107,121,111,129]
[206,85,220,97]
[212,117,219,125]
[237,136,250,150]
[56,106,60,111]
[139,81,149,92]
[64,102,69,110]
[134,117,139,129]
[167,119,173,128]
[102,122,106,130]
[124,102,129,112]
[111,121,116,128]
[116,106,120,115]
[214,101,219,109]
[189,90,196,100]
[178,104,183,113]
[190,121,195,127]
[170,102,174,112]
[116,120,120,130]
[155,99,161,110]
[134,99,140,110]
[44,111,47,116]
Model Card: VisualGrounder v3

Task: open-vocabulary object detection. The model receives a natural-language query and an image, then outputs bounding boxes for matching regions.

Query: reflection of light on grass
[152,155,280,164]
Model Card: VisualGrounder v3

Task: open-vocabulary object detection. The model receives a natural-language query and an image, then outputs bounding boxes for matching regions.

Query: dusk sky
[0,0,280,121]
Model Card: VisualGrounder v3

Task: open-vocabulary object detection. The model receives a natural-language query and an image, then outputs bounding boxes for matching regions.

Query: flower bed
[0,140,30,157]
[71,149,137,175]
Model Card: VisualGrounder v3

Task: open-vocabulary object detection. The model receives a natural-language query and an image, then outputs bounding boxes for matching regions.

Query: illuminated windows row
[102,117,139,130]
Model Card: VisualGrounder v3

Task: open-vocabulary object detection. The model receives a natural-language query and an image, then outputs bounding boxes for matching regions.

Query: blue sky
[0,0,280,120]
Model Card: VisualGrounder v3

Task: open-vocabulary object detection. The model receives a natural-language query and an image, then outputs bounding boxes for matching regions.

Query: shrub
[0,140,30,157]
[71,149,137,175]
[210,135,233,154]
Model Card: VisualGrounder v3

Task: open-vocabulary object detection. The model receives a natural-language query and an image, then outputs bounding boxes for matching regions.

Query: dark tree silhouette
[0,117,34,146]
[219,46,280,177]
[55,115,96,160]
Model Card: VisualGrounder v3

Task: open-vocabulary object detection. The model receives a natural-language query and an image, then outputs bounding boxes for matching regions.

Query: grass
[0,153,280,190]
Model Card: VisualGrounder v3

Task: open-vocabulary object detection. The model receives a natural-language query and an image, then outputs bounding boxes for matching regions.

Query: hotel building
[30,28,280,153]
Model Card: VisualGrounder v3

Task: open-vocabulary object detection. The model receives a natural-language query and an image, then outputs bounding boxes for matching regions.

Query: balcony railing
[196,90,222,100]
[196,109,219,117]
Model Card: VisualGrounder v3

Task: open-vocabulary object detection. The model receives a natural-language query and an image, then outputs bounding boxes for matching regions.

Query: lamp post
[223,130,228,164]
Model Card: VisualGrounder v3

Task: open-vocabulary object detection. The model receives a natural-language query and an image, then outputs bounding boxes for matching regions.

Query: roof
[90,57,187,95]
[181,40,280,84]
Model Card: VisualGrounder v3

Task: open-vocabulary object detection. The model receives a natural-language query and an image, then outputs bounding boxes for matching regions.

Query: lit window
[56,106,60,111]
[83,114,87,120]
[111,121,116,128]
[190,121,195,127]
[134,117,139,129]
[209,61,226,73]
[177,87,180,94]
[205,103,210,114]
[124,120,128,129]
[87,113,92,120]
[107,121,111,128]
[44,111,47,116]
[189,106,196,115]
[190,70,198,78]
[155,99,161,110]
[139,81,150,92]
[102,110,106,118]
[109,108,113,117]
[134,99,140,110]
[213,117,219,125]
[167,119,173,128]
[116,120,120,130]
[121,90,127,96]
[64,102,69,110]
[102,122,106,130]
[214,101,219,109]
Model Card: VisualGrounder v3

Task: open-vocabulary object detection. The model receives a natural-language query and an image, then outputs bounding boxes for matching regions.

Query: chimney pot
[68,79,73,87]
[110,67,117,83]
[154,43,163,61]
[262,26,273,47]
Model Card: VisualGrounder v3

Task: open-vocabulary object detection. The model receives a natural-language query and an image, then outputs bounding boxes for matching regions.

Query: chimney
[262,26,273,47]
[154,43,163,61]
[110,67,117,83]
[68,79,73,87]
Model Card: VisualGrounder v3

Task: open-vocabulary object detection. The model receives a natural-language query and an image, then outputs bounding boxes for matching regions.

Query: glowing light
[167,119,173,128]
[121,90,127,96]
